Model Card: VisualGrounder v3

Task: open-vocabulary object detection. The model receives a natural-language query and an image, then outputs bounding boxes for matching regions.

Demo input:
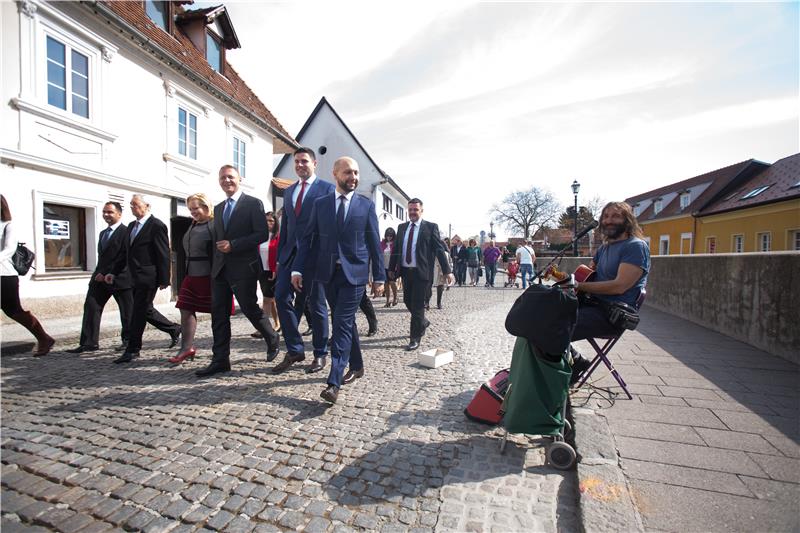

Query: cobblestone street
[1,287,579,532]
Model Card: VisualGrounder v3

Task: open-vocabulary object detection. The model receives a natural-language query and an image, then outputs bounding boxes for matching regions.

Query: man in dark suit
[108,195,180,363]
[273,148,334,374]
[389,198,453,351]
[195,165,280,378]
[292,157,385,404]
[450,237,468,286]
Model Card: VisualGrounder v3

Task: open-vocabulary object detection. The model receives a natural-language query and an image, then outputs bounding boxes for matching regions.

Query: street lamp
[571,180,580,256]
[489,221,495,240]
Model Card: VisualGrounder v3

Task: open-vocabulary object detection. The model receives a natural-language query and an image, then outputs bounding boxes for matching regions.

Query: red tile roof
[698,153,800,216]
[97,1,296,153]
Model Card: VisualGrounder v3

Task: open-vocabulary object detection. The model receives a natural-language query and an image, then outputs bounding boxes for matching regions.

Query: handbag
[504,283,578,355]
[3,225,35,276]
[477,266,483,277]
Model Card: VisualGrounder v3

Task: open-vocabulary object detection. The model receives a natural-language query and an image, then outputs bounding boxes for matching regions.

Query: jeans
[485,262,497,286]
[519,264,533,289]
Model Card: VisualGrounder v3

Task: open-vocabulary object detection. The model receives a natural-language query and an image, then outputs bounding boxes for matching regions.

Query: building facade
[0,0,295,316]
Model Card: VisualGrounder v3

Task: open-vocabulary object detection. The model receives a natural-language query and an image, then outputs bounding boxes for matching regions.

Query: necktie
[405,222,416,264]
[223,198,234,228]
[100,228,111,250]
[336,195,346,229]
[130,221,140,243]
[295,180,307,217]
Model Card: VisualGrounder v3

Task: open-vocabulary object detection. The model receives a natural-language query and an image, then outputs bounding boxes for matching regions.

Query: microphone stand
[534,230,590,285]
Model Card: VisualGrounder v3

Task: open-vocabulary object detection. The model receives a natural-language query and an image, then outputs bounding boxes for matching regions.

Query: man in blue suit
[273,148,334,375]
[292,157,385,404]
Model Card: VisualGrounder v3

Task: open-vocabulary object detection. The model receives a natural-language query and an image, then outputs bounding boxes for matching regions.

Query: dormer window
[633,204,641,217]
[206,31,222,73]
[653,198,663,214]
[679,192,691,210]
[145,1,170,32]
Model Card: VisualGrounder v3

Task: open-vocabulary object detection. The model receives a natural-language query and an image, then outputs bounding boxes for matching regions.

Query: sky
[216,1,798,240]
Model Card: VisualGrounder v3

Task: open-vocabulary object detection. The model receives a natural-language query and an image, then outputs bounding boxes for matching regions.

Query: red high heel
[169,348,196,364]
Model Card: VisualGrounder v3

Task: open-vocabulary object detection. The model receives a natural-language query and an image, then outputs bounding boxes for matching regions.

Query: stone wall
[555,253,799,363]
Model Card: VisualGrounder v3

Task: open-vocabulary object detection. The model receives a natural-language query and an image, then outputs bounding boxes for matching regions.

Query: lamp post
[489,221,495,240]
[571,180,580,256]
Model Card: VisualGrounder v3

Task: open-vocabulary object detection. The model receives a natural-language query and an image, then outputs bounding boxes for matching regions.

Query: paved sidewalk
[1,288,579,532]
[571,306,799,532]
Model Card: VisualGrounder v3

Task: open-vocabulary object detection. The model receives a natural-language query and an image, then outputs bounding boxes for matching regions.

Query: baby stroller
[504,261,520,288]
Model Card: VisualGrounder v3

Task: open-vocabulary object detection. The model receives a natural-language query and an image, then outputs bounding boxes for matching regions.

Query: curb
[572,406,643,532]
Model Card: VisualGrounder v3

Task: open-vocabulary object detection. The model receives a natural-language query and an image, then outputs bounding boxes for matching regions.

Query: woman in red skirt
[171,193,214,364]
[251,211,280,337]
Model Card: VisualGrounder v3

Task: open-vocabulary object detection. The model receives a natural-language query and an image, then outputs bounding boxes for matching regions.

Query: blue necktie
[336,195,346,229]
[223,198,234,228]
[130,221,140,243]
[100,228,111,250]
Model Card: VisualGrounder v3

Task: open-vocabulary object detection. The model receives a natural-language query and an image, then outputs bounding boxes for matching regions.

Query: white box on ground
[419,348,454,368]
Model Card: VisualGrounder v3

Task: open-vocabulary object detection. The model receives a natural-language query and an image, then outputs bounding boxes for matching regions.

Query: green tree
[558,206,596,231]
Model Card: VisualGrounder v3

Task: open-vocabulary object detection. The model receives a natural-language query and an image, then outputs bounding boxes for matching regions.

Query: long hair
[0,195,10,222]
[186,192,214,220]
[265,211,280,238]
[383,227,396,244]
[601,201,643,239]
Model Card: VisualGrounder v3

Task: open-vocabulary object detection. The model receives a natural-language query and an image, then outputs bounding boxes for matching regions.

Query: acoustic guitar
[545,264,595,284]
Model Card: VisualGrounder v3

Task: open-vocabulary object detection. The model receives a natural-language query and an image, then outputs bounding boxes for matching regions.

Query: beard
[602,223,626,239]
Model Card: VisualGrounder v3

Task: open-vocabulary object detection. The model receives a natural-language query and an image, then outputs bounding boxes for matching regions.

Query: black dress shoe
[66,345,99,354]
[343,368,364,384]
[267,346,280,362]
[405,339,420,351]
[306,357,326,374]
[570,351,593,385]
[366,327,378,337]
[195,361,231,378]
[113,352,138,364]
[320,385,339,404]
[169,327,182,349]
[272,353,304,374]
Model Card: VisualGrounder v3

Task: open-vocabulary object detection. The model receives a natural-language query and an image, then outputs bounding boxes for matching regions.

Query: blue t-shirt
[593,237,649,306]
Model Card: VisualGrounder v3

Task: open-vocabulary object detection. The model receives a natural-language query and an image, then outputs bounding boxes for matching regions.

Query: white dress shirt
[292,175,317,209]
[401,218,423,268]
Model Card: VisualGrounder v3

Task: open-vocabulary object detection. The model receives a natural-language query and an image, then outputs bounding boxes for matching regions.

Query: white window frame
[177,106,198,160]
[757,232,771,252]
[679,192,691,210]
[233,136,247,177]
[732,234,744,253]
[382,193,392,213]
[680,232,693,255]
[653,199,663,215]
[706,236,716,254]
[792,230,800,251]
[659,235,669,255]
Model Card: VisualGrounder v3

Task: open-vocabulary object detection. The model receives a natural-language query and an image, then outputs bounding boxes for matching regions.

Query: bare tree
[489,187,561,239]
[586,195,607,223]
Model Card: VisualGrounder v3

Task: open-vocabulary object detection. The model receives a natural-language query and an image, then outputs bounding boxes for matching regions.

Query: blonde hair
[186,193,214,219]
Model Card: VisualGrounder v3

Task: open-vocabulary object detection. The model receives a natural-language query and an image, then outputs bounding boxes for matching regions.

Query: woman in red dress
[252,211,280,337]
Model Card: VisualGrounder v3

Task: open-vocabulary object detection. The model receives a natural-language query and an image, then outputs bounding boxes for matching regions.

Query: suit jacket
[211,193,268,279]
[112,216,171,289]
[277,178,336,269]
[450,245,468,264]
[94,223,131,290]
[389,220,451,282]
[294,192,385,285]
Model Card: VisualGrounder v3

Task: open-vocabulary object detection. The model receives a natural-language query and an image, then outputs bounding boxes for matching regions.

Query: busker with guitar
[553,202,650,382]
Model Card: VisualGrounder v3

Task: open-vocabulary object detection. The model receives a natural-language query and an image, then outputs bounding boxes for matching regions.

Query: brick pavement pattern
[571,306,799,532]
[2,288,579,532]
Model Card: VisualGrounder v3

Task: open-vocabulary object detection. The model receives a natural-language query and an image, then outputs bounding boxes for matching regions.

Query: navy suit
[275,177,335,358]
[294,192,385,388]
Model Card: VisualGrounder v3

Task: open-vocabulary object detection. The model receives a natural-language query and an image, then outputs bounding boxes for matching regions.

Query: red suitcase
[464,369,510,425]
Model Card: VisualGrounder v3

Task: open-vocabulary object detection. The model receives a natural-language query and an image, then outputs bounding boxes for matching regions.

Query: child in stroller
[504,259,519,288]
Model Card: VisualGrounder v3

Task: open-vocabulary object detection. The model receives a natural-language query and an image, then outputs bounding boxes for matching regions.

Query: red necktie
[294,180,307,216]
[405,222,416,264]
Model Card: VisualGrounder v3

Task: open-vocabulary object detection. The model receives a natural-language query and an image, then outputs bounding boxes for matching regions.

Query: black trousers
[211,269,277,364]
[1,276,23,316]
[401,268,428,340]
[127,287,179,353]
[359,292,377,330]
[572,304,621,341]
[78,281,133,347]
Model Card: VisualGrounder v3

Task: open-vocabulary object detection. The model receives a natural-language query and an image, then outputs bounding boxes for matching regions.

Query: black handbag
[504,283,578,355]
[12,242,35,276]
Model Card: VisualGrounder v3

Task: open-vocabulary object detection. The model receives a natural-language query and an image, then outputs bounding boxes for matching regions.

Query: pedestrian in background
[252,211,281,338]
[450,237,467,286]
[516,239,536,289]
[427,237,452,309]
[466,238,481,286]
[0,195,54,357]
[170,193,215,365]
[483,240,502,288]
[381,227,398,307]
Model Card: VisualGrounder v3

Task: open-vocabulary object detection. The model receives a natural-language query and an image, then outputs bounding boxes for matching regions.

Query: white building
[272,97,411,239]
[0,0,296,317]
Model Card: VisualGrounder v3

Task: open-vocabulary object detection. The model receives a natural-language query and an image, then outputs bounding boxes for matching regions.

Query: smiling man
[195,165,280,378]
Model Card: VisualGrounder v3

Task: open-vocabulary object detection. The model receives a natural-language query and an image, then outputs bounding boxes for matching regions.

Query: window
[732,234,744,253]
[145,0,169,32]
[659,235,669,255]
[653,199,662,214]
[395,205,405,221]
[679,192,691,210]
[793,231,800,251]
[382,194,392,213]
[46,36,89,118]
[233,137,246,177]
[207,32,222,73]
[757,232,771,252]
[178,107,197,159]
[706,237,716,254]
[742,185,770,200]
[43,203,86,271]
[633,204,641,217]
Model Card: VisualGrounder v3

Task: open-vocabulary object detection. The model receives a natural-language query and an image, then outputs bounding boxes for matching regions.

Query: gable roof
[175,4,240,49]
[697,153,800,216]
[273,97,410,201]
[95,1,296,153]
[625,159,768,222]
